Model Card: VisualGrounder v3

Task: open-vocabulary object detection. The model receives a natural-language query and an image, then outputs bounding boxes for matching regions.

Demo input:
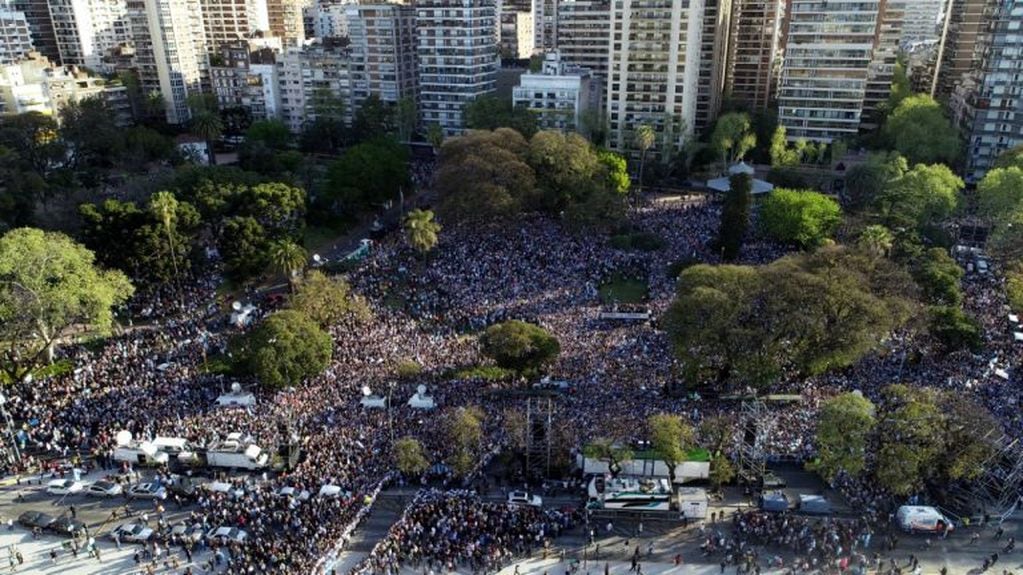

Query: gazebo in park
[706,161,775,195]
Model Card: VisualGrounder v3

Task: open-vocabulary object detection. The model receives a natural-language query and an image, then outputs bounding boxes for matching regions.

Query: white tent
[707,162,775,195]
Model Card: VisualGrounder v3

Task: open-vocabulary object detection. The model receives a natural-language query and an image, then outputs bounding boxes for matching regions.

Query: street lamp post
[387,382,396,444]
[0,393,22,465]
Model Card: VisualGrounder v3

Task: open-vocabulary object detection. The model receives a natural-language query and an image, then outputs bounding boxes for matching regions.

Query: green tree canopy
[289,269,370,328]
[647,413,695,484]
[883,95,960,166]
[913,247,963,306]
[393,437,429,476]
[874,385,944,495]
[988,205,1023,263]
[844,152,907,211]
[480,320,561,374]
[809,392,875,481]
[993,144,1023,170]
[873,163,963,229]
[404,209,441,255]
[711,112,756,167]
[464,96,538,138]
[977,167,1023,219]
[235,309,332,389]
[326,139,409,213]
[769,126,800,167]
[436,129,537,221]
[929,305,982,352]
[716,173,752,260]
[759,188,842,248]
[0,228,133,381]
[446,406,484,476]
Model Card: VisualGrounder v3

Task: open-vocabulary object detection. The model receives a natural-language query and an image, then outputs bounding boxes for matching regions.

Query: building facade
[695,0,731,134]
[777,0,881,142]
[901,0,944,45]
[266,0,305,46]
[48,0,130,72]
[128,0,210,125]
[533,0,557,52]
[416,0,498,135]
[953,0,1023,182]
[200,0,264,49]
[862,0,905,130]
[555,0,609,109]
[210,41,275,118]
[725,0,784,111]
[10,0,60,63]
[277,41,353,133]
[499,10,534,58]
[0,51,131,123]
[346,3,418,107]
[606,0,703,159]
[0,8,34,65]
[932,0,999,100]
[512,51,591,131]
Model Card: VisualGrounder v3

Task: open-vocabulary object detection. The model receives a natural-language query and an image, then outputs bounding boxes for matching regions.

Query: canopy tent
[707,162,775,195]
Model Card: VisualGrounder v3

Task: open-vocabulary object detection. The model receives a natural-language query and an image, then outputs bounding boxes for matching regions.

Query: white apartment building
[606,0,703,160]
[0,8,34,65]
[210,41,277,119]
[556,0,609,107]
[416,0,498,135]
[128,0,210,125]
[512,51,591,131]
[345,3,417,106]
[777,0,881,142]
[309,1,356,39]
[266,0,305,46]
[47,0,129,72]
[499,9,534,58]
[277,41,353,133]
[0,51,131,122]
[532,0,556,52]
[902,0,944,44]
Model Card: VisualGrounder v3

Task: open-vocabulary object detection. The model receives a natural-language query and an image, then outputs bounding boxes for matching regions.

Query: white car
[127,482,167,500]
[277,486,311,501]
[112,522,154,543]
[508,491,543,507]
[205,481,245,499]
[170,522,206,545]
[46,479,85,496]
[207,526,248,544]
[86,480,123,498]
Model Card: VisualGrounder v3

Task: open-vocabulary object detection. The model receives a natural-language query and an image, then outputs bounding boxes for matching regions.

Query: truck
[203,434,269,470]
[113,442,169,466]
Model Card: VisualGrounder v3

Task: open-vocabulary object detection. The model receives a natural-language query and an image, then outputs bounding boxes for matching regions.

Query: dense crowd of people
[1,176,1020,574]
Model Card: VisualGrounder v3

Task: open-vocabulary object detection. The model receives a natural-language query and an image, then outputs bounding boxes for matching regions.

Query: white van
[113,443,169,466]
[152,437,193,456]
[896,505,954,534]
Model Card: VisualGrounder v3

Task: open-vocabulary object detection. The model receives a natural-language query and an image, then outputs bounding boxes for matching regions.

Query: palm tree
[149,191,184,306]
[858,224,894,258]
[405,209,441,255]
[634,124,656,201]
[191,109,223,166]
[269,240,308,292]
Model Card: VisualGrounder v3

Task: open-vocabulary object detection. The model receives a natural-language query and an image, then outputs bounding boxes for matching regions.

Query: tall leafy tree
[873,163,963,229]
[647,414,695,485]
[759,188,842,248]
[289,270,370,327]
[436,129,536,221]
[268,239,308,292]
[883,95,960,166]
[633,124,656,195]
[464,96,538,138]
[0,228,133,381]
[59,97,125,170]
[149,191,186,289]
[234,309,332,389]
[809,392,875,481]
[0,112,65,173]
[711,112,756,168]
[844,152,907,210]
[716,173,752,260]
[326,139,409,212]
[993,144,1023,170]
[857,225,895,259]
[191,108,224,165]
[977,166,1023,219]
[446,407,484,477]
[874,385,946,495]
[480,320,561,375]
[394,437,429,476]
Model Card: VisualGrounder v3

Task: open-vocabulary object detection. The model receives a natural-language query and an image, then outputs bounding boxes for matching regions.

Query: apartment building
[10,0,60,63]
[931,0,999,100]
[210,41,277,119]
[48,0,130,72]
[277,41,353,132]
[346,3,418,106]
[555,0,609,107]
[725,0,784,111]
[416,0,498,135]
[902,0,945,44]
[606,0,703,159]
[695,0,731,134]
[512,51,591,131]
[0,8,34,65]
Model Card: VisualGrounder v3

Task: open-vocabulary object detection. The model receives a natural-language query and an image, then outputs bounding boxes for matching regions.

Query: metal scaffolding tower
[526,396,554,480]
[946,429,1023,519]
[735,399,773,488]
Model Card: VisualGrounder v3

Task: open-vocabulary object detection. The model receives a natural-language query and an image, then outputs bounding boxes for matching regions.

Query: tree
[988,205,1023,263]
[268,240,307,292]
[583,438,634,477]
[149,192,186,295]
[598,150,631,196]
[480,320,561,375]
[857,225,895,258]
[352,95,396,143]
[221,216,269,281]
[190,108,223,165]
[404,209,441,255]
[446,407,484,477]
[528,131,603,211]
[0,229,133,381]
[929,306,982,351]
[716,173,752,260]
[647,413,695,485]
[426,124,444,150]
[436,129,537,221]
[874,163,963,230]
[884,95,960,166]
[326,139,409,213]
[464,96,538,138]
[396,97,417,143]
[769,126,800,167]
[711,112,756,168]
[235,310,332,389]
[393,437,429,476]
[708,454,735,492]
[938,395,997,481]
[0,112,65,173]
[977,167,1023,220]
[809,393,875,481]
[633,125,656,195]
[59,97,124,170]
[874,385,944,496]
[844,152,907,211]
[289,270,370,327]
[993,144,1023,170]
[759,189,842,248]
[913,247,963,306]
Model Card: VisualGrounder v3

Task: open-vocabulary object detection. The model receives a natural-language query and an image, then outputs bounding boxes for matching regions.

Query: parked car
[760,472,786,490]
[86,480,123,498]
[507,491,543,507]
[170,522,205,545]
[50,516,86,538]
[127,482,167,500]
[111,522,154,543]
[207,526,248,544]
[17,511,56,530]
[46,479,85,496]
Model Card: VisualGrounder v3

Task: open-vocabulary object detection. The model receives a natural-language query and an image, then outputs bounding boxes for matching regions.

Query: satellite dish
[361,385,372,397]
[231,301,243,311]
[416,384,426,396]
[115,430,133,446]
[231,382,242,394]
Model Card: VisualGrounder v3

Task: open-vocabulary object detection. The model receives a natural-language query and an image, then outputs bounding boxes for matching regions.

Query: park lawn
[599,274,649,304]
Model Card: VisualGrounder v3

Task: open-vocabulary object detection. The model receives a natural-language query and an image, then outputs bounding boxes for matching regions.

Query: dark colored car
[18,511,57,529]
[50,516,86,537]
